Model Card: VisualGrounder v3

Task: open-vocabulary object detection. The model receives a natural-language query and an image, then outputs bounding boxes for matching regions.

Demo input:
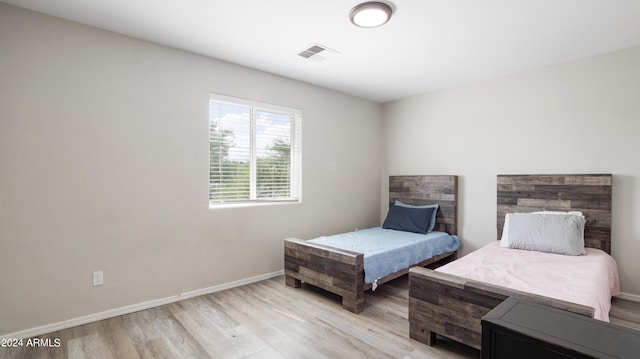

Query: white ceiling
[4,0,640,103]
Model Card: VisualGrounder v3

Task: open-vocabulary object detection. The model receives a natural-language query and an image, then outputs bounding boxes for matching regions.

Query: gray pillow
[504,212,586,256]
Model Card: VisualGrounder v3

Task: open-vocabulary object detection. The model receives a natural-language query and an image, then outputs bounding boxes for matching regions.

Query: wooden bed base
[408,267,593,350]
[408,174,613,350]
[285,238,456,313]
[284,175,458,313]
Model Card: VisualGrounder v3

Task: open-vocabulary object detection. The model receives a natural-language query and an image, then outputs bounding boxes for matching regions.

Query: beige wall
[0,4,382,335]
[382,46,640,296]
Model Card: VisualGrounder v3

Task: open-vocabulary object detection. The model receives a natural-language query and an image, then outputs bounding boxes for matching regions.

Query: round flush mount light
[349,2,393,28]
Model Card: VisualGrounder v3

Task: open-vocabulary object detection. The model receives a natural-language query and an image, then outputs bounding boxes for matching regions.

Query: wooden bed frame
[284,175,459,313]
[408,174,612,350]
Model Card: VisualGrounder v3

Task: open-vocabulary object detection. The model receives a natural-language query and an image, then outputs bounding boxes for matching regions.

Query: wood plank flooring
[2,276,639,359]
[610,297,640,330]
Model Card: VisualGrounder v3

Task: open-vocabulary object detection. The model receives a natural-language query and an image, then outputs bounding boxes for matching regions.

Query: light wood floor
[2,276,639,359]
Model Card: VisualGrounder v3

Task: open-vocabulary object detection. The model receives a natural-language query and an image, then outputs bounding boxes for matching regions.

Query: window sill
[209,200,301,209]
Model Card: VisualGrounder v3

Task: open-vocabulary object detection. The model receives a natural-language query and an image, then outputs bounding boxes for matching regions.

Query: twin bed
[284,175,460,313]
[409,174,619,350]
[283,173,620,351]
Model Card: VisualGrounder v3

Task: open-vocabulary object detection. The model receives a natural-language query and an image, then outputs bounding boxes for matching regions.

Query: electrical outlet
[93,271,104,286]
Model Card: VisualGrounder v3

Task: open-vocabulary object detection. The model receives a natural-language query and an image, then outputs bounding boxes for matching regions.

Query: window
[209,94,301,206]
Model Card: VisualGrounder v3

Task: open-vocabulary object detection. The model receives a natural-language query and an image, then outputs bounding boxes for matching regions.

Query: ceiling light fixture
[349,2,393,28]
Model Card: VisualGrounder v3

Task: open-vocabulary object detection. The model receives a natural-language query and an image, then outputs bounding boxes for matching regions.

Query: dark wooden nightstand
[481,297,640,359]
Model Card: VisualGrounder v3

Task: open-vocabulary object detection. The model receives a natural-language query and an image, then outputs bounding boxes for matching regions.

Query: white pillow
[533,211,584,216]
[502,212,586,256]
[500,211,583,247]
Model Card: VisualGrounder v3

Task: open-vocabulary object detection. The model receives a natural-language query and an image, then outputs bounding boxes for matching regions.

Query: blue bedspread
[308,227,460,285]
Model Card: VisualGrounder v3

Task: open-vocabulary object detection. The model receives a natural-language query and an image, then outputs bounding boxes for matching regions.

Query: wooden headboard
[389,175,458,235]
[497,174,612,254]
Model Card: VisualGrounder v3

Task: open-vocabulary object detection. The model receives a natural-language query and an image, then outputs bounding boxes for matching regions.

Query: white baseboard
[616,291,640,303]
[1,270,284,340]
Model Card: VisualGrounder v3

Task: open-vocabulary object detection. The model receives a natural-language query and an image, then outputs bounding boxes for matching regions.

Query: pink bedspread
[436,241,620,321]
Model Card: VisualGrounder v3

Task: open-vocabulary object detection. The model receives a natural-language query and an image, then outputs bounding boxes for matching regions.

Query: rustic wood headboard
[497,174,612,254]
[389,175,458,235]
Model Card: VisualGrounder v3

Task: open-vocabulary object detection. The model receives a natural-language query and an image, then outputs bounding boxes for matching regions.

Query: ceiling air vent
[297,43,340,62]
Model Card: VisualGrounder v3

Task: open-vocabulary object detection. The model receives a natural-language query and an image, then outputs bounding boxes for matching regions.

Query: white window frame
[209,93,302,207]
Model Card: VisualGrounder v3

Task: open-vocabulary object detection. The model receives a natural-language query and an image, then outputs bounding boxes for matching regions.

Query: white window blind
[209,94,301,205]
